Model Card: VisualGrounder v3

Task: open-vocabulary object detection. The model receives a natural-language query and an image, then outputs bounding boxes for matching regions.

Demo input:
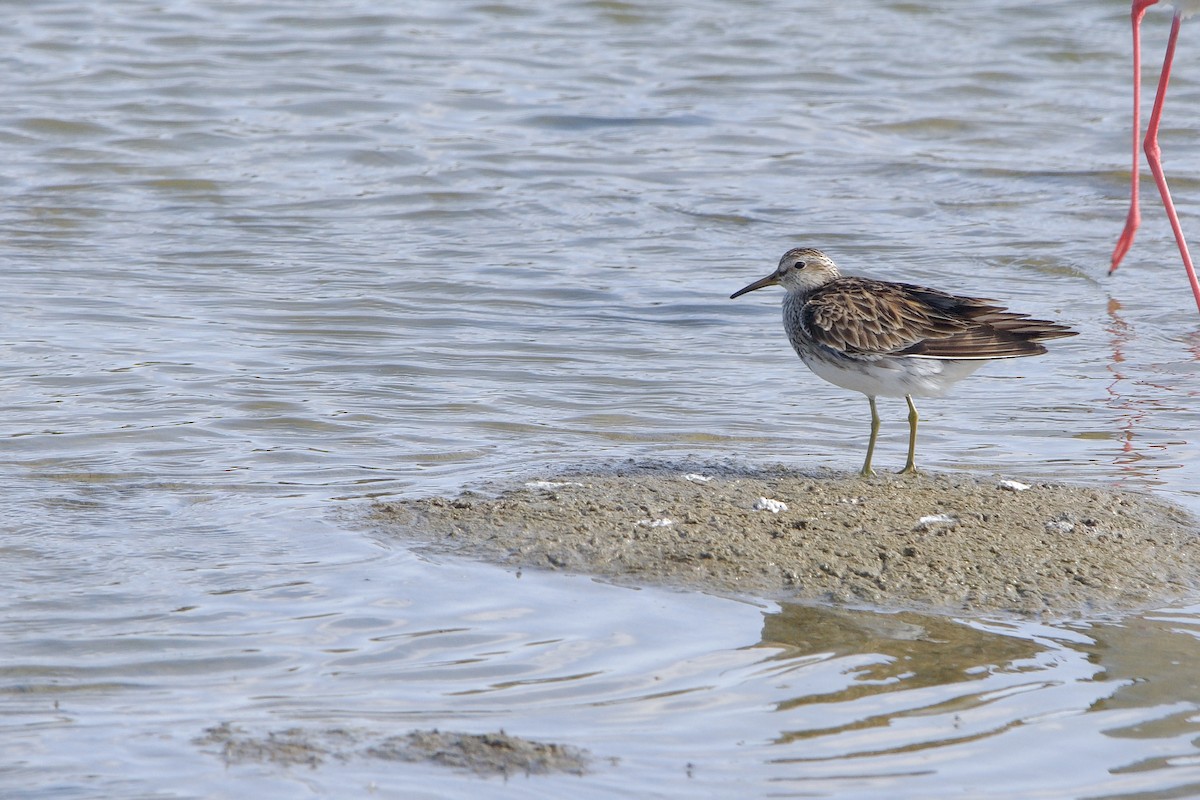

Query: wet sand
[374,461,1200,617]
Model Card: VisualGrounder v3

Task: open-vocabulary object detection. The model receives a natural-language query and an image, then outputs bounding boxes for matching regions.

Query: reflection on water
[762,605,1042,715]
[1102,296,1200,483]
[3,0,1200,797]
[757,604,1200,797]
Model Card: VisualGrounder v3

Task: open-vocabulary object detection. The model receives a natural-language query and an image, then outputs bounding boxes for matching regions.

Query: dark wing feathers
[801,278,1076,360]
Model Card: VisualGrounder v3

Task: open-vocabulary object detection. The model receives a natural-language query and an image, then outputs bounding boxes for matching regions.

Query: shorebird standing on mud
[731,248,1077,476]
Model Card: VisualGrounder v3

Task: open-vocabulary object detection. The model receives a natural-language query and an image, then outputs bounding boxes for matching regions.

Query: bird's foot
[1111,213,1139,274]
[898,464,920,476]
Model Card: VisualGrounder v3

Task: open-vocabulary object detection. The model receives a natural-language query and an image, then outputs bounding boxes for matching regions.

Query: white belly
[800,351,986,399]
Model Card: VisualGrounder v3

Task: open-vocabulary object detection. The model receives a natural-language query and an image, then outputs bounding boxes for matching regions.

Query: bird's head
[729,248,841,299]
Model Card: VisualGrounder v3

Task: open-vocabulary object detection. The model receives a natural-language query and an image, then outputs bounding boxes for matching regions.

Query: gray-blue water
[6,1,1200,796]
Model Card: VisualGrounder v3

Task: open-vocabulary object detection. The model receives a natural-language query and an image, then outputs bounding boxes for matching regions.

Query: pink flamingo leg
[1142,11,1200,313]
[1110,0,1156,274]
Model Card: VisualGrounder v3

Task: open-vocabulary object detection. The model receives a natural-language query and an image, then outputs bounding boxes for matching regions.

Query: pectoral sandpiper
[730,248,1076,476]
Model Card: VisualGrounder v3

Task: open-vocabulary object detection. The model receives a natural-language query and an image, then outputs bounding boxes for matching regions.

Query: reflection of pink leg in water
[1110,1,1200,315]
[1104,296,1200,479]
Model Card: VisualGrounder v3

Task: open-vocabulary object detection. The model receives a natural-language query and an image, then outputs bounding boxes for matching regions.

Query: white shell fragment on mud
[753,497,789,514]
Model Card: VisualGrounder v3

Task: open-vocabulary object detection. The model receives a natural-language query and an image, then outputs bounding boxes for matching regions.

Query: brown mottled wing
[801,278,1076,360]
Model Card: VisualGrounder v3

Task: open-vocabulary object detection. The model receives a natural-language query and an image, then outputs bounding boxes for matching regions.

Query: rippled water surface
[6,0,1200,797]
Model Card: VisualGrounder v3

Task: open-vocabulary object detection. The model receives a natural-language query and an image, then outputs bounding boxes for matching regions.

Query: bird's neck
[781,287,814,319]
[783,280,830,305]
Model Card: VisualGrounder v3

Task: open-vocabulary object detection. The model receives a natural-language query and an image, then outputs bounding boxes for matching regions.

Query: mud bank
[374,463,1200,616]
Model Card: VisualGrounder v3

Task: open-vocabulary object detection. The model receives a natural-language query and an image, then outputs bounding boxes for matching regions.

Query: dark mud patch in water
[196,723,590,777]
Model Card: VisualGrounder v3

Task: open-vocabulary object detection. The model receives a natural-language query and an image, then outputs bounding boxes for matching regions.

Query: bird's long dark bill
[730,272,779,299]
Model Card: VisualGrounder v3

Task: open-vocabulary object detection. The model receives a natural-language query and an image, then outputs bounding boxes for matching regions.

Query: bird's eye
[794,260,806,270]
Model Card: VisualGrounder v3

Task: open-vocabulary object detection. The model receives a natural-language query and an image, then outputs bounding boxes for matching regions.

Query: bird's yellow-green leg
[861,395,880,477]
[900,395,919,475]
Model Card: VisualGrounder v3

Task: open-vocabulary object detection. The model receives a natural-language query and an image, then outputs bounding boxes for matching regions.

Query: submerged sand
[196,723,589,776]
[374,462,1200,616]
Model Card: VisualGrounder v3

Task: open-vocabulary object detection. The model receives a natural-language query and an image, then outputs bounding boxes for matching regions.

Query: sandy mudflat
[374,461,1200,616]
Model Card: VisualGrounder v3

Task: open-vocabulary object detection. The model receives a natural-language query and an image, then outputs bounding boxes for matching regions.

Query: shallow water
[5,0,1200,796]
